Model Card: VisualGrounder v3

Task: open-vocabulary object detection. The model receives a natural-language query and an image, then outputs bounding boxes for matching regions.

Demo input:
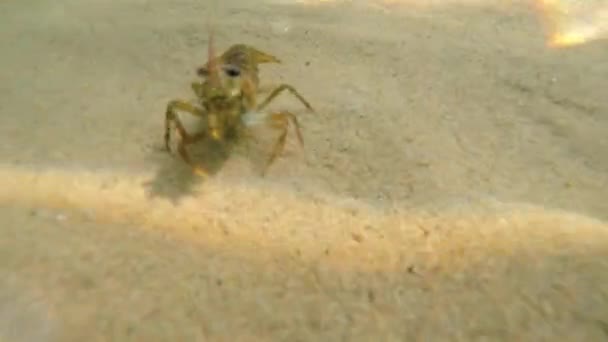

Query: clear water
[0,1,607,340]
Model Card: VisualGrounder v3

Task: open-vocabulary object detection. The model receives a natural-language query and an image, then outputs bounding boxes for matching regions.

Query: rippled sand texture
[0,0,607,341]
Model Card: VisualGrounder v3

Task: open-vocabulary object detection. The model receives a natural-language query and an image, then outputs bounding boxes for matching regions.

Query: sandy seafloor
[0,0,607,340]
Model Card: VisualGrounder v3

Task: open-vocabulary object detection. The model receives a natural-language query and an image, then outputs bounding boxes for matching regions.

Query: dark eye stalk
[223,64,241,77]
[196,64,241,78]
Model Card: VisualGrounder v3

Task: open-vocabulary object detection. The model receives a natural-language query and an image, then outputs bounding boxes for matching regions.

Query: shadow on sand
[142,137,231,203]
[142,125,273,203]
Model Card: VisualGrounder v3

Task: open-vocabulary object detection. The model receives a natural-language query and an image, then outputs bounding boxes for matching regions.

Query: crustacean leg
[261,110,304,176]
[164,99,210,177]
[256,84,315,113]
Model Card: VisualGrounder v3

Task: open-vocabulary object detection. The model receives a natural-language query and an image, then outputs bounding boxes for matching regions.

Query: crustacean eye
[223,64,241,77]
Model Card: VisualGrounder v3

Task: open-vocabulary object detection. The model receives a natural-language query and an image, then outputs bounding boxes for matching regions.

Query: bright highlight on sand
[0,163,402,271]
[1,161,607,275]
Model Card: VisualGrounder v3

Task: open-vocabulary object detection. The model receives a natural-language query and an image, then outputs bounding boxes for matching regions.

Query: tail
[247,46,282,65]
[196,43,281,77]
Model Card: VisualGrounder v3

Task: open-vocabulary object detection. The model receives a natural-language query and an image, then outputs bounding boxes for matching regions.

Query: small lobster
[164,32,314,177]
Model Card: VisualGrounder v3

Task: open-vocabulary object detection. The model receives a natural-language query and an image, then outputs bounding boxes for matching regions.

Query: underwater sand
[0,0,607,340]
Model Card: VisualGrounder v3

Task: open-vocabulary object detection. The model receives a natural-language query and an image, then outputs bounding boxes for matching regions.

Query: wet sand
[0,0,607,340]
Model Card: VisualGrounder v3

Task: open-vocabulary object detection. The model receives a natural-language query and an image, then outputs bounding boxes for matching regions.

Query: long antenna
[206,28,221,87]
[205,0,220,87]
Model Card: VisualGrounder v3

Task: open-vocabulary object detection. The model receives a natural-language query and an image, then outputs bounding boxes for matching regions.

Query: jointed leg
[164,99,210,177]
[164,99,206,152]
[176,131,209,177]
[262,110,304,176]
[257,84,315,113]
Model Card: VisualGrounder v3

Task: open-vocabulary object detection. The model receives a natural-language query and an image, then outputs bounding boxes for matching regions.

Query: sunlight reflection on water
[536,0,608,47]
[266,0,608,48]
